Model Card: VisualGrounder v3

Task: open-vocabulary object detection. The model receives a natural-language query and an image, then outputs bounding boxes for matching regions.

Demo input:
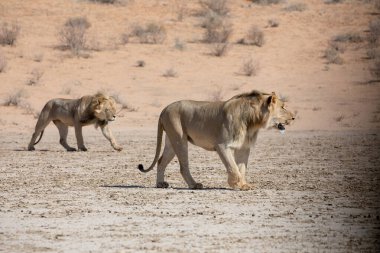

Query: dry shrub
[174,38,186,51]
[3,89,26,106]
[59,17,91,55]
[0,22,20,46]
[199,0,229,16]
[370,60,380,80]
[111,93,138,112]
[136,60,145,67]
[0,51,6,73]
[367,48,380,60]
[88,0,118,3]
[127,23,166,44]
[283,3,307,12]
[368,19,380,45]
[210,43,230,56]
[242,58,259,76]
[328,41,346,54]
[26,68,44,86]
[251,0,282,4]
[333,32,363,43]
[202,12,232,43]
[163,68,177,78]
[324,0,344,4]
[239,26,264,47]
[268,19,279,28]
[324,47,343,64]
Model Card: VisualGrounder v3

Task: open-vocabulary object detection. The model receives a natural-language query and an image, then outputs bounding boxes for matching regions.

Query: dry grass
[268,19,279,28]
[238,26,264,47]
[26,69,44,86]
[324,47,343,64]
[0,22,20,46]
[333,32,363,43]
[163,68,177,78]
[2,89,26,106]
[174,38,186,51]
[136,60,145,67]
[335,114,345,122]
[324,0,344,4]
[368,19,380,45]
[370,60,380,80]
[251,0,282,5]
[112,94,138,112]
[202,12,232,43]
[127,23,166,44]
[199,0,229,17]
[241,58,259,76]
[0,51,6,73]
[210,43,230,56]
[58,17,91,56]
[283,3,307,12]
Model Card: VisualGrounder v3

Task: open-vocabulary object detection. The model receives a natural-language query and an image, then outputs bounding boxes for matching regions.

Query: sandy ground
[1,0,380,252]
[0,128,379,252]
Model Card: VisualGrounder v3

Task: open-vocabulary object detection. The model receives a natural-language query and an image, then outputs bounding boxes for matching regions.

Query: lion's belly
[187,134,215,151]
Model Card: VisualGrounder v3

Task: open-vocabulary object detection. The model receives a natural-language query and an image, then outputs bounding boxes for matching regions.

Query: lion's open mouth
[277,123,285,131]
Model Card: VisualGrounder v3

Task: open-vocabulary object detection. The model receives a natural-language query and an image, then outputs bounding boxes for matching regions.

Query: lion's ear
[267,95,277,105]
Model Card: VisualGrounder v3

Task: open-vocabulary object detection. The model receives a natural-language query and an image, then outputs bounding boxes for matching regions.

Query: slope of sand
[0,0,379,252]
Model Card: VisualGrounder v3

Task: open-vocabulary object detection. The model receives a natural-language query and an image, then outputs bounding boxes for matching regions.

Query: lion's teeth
[280,129,285,134]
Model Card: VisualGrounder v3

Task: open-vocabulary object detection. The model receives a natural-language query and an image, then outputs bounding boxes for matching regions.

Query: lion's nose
[292,117,295,120]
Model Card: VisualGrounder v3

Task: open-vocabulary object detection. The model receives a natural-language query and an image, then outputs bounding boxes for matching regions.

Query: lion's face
[266,94,295,131]
[94,97,117,122]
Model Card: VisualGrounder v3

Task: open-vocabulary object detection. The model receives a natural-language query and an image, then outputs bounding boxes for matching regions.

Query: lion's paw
[240,183,253,191]
[157,181,169,188]
[78,147,88,152]
[28,146,35,151]
[114,146,123,152]
[66,147,77,152]
[191,183,203,189]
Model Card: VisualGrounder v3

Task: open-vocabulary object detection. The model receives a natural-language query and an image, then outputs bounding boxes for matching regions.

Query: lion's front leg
[234,148,253,191]
[216,145,250,190]
[100,124,123,151]
[74,123,87,151]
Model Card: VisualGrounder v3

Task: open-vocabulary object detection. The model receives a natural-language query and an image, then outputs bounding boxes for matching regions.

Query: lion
[138,90,295,190]
[28,93,123,152]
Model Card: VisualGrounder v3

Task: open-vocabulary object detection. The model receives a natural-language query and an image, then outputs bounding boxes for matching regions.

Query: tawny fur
[28,93,122,152]
[138,90,295,190]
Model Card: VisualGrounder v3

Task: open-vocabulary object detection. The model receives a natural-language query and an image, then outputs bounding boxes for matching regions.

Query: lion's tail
[34,130,44,145]
[138,119,164,173]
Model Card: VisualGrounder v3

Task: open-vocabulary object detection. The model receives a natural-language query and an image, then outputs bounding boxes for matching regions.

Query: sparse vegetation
[32,52,44,62]
[241,58,259,76]
[328,41,346,54]
[268,19,279,28]
[324,47,343,64]
[368,19,380,45]
[238,26,264,47]
[199,0,230,17]
[59,17,91,56]
[136,60,145,67]
[0,51,6,73]
[335,114,345,122]
[367,48,380,60]
[26,68,44,86]
[126,23,166,44]
[283,3,307,12]
[163,68,177,78]
[202,13,232,43]
[2,89,26,106]
[210,43,230,57]
[333,32,363,43]
[370,60,380,80]
[0,22,20,46]
[88,0,118,3]
[112,93,138,112]
[324,0,344,4]
[174,38,186,51]
[251,0,282,5]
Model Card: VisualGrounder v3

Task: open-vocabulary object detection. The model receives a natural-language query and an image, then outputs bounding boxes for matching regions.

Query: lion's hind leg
[156,135,175,188]
[53,120,76,151]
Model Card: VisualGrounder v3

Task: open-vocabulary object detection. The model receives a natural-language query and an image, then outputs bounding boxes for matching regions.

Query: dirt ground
[0,128,379,252]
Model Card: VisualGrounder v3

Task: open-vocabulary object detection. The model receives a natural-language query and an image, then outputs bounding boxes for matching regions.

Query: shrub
[3,89,26,106]
[324,47,343,64]
[251,0,282,5]
[239,26,264,47]
[128,23,166,44]
[324,0,344,4]
[58,17,91,55]
[0,52,6,73]
[111,93,138,112]
[268,19,279,28]
[174,38,186,51]
[163,68,177,78]
[333,32,363,43]
[199,0,229,16]
[283,3,307,12]
[210,43,229,57]
[328,41,346,53]
[0,22,20,46]
[368,19,380,45]
[241,58,259,76]
[136,60,145,67]
[202,12,232,43]
[88,0,118,3]
[370,60,380,80]
[26,68,44,86]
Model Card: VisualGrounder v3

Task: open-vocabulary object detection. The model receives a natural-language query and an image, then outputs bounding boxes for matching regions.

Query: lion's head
[92,93,117,122]
[265,93,295,131]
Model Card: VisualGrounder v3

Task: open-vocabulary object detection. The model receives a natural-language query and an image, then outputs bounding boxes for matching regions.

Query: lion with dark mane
[138,90,295,190]
[28,93,122,152]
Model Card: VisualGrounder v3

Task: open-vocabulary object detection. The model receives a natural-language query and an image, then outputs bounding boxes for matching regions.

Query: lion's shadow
[101,185,234,191]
